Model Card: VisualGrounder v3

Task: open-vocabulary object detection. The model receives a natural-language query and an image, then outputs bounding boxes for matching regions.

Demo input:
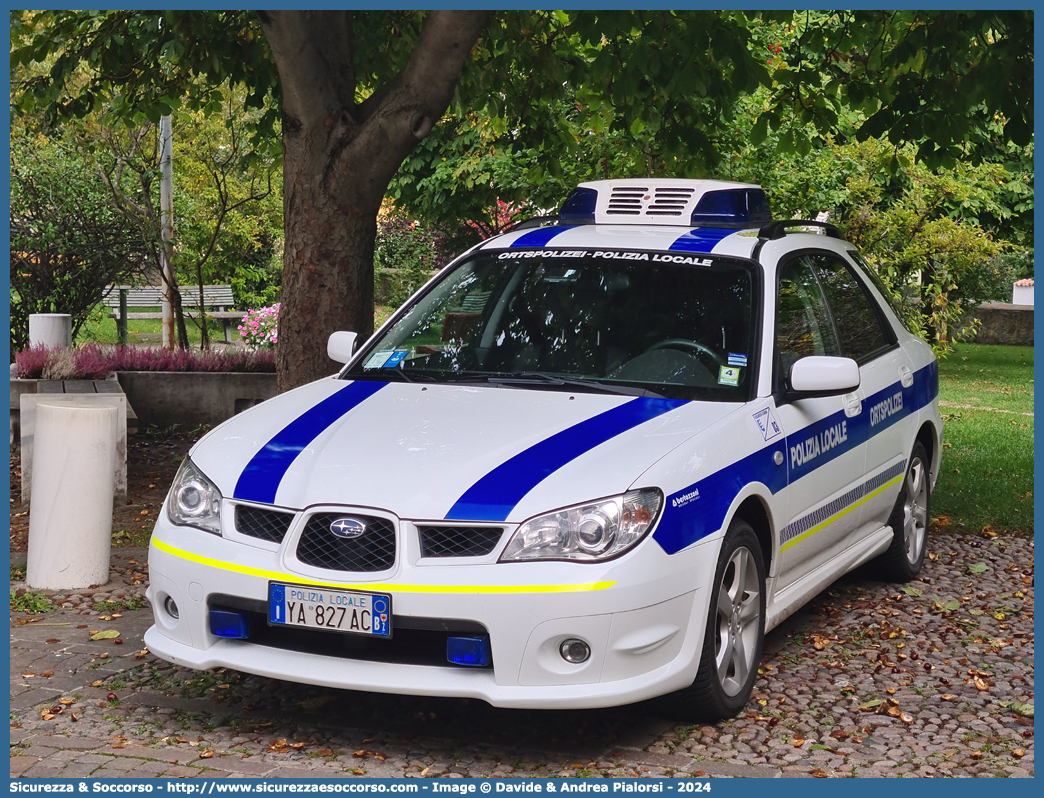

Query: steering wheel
[645,338,727,367]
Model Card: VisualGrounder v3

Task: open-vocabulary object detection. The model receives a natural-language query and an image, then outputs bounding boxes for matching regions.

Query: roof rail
[758,220,843,241]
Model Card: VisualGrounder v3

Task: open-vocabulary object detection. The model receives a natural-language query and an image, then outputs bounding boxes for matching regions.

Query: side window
[775,257,840,381]
[808,253,892,362]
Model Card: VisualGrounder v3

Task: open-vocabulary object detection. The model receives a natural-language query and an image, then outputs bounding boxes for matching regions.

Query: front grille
[296,513,396,572]
[419,526,504,558]
[235,505,294,543]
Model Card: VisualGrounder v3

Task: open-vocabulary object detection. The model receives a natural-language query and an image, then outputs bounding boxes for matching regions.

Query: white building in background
[1013,277,1034,306]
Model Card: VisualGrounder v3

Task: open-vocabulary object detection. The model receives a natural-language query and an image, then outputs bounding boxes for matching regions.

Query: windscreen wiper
[482,372,666,398]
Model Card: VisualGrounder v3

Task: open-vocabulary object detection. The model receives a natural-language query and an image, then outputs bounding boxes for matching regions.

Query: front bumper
[146,514,720,709]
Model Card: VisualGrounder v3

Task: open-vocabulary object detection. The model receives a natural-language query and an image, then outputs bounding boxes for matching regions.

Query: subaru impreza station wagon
[146,179,941,719]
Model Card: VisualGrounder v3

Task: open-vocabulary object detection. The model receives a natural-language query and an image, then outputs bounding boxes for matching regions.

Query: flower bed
[14,343,276,379]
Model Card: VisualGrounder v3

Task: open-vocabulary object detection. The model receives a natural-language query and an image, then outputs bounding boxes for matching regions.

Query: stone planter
[115,371,277,429]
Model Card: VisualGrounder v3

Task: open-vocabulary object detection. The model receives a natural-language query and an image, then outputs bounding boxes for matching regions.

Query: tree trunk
[259,10,489,392]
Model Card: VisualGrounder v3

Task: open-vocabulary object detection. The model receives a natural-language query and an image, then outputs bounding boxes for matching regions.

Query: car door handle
[843,392,862,417]
[899,365,914,388]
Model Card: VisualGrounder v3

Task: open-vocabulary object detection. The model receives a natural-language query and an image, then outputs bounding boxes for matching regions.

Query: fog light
[209,609,251,639]
[164,596,179,620]
[447,635,491,667]
[560,638,591,664]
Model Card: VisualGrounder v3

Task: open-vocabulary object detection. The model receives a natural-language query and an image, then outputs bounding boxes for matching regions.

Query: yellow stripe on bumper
[151,536,615,594]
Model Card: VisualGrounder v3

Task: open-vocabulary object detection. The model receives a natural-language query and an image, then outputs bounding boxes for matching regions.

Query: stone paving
[9,533,1034,779]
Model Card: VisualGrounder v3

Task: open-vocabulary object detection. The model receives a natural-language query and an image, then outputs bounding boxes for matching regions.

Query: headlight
[166,457,222,535]
[499,489,663,563]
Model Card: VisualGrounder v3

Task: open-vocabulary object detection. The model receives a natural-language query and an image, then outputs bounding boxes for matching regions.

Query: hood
[192,378,740,523]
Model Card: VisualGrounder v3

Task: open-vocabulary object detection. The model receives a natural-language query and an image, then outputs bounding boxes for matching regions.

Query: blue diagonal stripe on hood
[445,396,687,522]
[234,380,387,504]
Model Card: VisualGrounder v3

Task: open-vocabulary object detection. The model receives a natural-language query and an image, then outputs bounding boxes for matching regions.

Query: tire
[876,441,931,583]
[672,518,766,721]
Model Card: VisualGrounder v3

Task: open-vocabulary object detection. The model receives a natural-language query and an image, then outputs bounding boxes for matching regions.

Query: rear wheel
[877,441,930,582]
[673,518,765,720]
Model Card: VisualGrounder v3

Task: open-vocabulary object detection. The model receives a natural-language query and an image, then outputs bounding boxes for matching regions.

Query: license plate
[268,582,391,637]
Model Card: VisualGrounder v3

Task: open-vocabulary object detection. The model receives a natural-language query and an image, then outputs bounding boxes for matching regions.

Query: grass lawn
[931,343,1034,533]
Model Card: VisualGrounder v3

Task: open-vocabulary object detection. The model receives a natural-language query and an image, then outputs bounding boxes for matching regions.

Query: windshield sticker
[363,350,394,370]
[495,249,714,267]
[718,366,741,386]
[753,407,782,441]
[727,352,748,367]
[382,350,408,369]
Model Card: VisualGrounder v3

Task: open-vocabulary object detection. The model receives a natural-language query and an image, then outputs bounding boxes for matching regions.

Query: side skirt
[765,524,893,632]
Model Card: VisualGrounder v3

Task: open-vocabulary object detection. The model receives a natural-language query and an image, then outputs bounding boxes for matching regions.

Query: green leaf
[901,587,922,597]
[968,563,989,574]
[1000,701,1033,718]
[89,630,120,640]
[944,600,961,612]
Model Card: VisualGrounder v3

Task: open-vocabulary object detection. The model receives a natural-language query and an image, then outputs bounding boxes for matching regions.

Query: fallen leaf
[353,770,364,776]
[941,694,955,701]
[41,671,55,678]
[317,749,333,757]
[900,713,914,723]
[968,563,989,574]
[901,587,922,597]
[1013,749,1025,758]
[89,630,120,640]
[91,680,104,687]
[1000,701,1034,718]
[21,672,35,678]
[59,698,74,706]
[46,638,61,644]
[289,742,306,749]
[974,677,989,692]
[99,653,109,659]
[200,750,214,759]
[790,738,805,748]
[809,769,828,778]
[297,695,337,712]
[41,713,55,721]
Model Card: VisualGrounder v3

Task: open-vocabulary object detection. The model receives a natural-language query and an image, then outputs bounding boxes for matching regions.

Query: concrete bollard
[28,313,73,349]
[27,402,118,590]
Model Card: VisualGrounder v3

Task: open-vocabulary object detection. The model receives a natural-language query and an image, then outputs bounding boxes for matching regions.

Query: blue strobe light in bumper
[210,609,252,639]
[447,635,491,667]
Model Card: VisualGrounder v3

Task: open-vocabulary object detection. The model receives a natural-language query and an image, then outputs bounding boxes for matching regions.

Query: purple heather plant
[15,345,276,378]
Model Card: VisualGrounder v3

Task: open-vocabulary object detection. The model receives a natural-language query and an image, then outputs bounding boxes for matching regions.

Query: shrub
[13,344,51,379]
[14,345,276,377]
[238,304,280,348]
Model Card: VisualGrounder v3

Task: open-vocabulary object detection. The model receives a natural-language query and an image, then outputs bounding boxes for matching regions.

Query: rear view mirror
[327,331,359,364]
[788,356,859,397]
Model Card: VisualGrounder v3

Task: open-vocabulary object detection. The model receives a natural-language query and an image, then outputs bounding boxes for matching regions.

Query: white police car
[146,179,942,719]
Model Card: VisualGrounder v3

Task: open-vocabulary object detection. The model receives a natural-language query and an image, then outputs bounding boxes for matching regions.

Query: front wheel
[876,441,931,582]
[672,518,765,720]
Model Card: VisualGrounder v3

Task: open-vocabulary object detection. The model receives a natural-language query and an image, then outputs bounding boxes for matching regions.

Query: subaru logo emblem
[330,517,367,539]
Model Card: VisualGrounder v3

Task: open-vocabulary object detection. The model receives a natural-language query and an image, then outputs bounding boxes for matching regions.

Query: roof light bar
[558,179,773,227]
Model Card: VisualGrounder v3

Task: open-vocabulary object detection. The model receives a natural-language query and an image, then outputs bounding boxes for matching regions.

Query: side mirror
[327,331,358,364]
[788,356,860,397]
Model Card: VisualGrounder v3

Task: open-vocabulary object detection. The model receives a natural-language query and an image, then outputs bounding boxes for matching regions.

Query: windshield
[345,248,758,402]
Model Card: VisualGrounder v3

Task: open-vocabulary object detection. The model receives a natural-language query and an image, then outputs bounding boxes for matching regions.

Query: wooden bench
[102,285,242,344]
